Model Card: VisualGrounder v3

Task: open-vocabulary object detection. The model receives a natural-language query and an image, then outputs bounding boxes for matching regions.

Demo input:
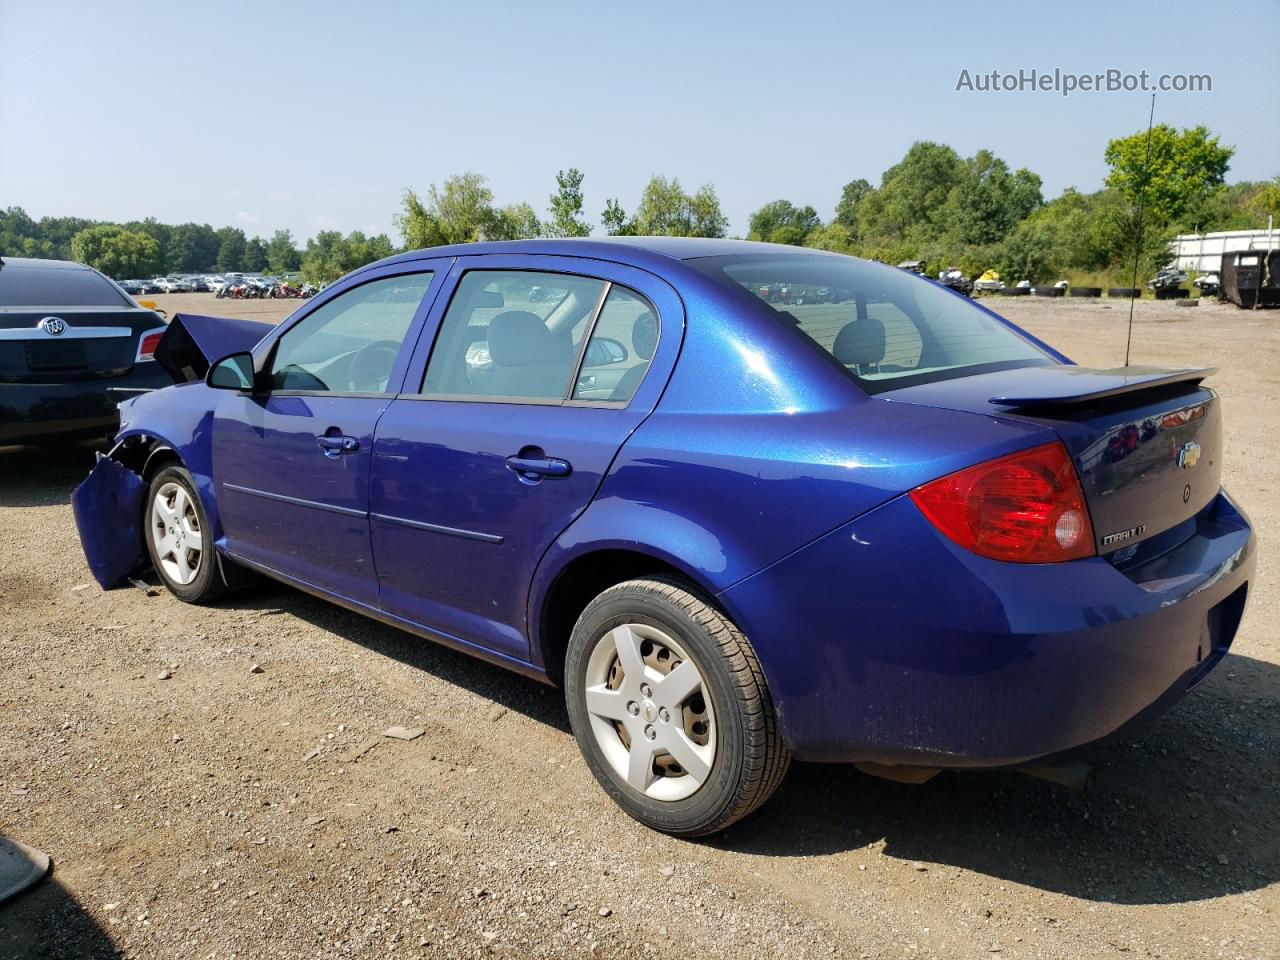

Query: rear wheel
[144,465,226,603]
[565,577,790,837]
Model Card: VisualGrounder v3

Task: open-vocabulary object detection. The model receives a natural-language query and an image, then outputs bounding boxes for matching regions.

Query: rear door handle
[317,435,360,458]
[505,453,572,482]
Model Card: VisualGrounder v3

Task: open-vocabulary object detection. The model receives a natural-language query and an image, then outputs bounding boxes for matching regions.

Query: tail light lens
[909,441,1095,563]
[136,327,166,362]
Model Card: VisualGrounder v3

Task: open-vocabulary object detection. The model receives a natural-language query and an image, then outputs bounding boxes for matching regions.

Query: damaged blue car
[73,238,1255,837]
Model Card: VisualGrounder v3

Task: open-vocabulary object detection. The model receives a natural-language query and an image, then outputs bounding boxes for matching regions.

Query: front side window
[270,272,433,393]
[423,270,606,400]
[689,254,1052,392]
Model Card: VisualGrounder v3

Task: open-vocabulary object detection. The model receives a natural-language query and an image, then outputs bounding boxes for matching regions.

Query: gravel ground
[1,294,1276,960]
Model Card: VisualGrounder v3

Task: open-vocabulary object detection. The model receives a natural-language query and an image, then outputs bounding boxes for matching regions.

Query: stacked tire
[1108,287,1141,298]
[1001,287,1030,296]
[1070,287,1102,298]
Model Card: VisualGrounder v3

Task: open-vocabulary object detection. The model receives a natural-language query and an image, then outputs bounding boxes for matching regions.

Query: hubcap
[150,482,203,586]
[583,623,716,802]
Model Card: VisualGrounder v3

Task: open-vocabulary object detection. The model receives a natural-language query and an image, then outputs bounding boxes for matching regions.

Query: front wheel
[565,577,790,837]
[143,465,227,603]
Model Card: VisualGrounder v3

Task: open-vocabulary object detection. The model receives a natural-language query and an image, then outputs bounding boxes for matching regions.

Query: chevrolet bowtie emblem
[1177,441,1201,469]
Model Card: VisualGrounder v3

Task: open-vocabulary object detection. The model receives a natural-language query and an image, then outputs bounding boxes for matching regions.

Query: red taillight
[909,441,1095,563]
[136,328,165,361]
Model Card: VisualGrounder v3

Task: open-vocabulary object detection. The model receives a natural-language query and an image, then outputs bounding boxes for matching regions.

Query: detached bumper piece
[71,451,146,588]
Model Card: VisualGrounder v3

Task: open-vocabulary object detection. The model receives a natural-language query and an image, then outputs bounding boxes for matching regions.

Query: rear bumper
[720,489,1255,767]
[0,366,173,444]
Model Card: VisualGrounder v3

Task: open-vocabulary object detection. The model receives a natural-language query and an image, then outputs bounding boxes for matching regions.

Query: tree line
[3,124,1276,287]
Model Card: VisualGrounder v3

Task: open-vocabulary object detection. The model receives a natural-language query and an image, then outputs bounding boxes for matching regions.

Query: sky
[2,0,1276,245]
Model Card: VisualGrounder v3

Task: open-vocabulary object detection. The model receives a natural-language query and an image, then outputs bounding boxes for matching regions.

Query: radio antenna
[1124,93,1157,367]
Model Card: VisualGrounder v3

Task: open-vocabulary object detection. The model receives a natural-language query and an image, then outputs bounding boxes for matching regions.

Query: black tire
[1108,287,1141,298]
[1070,286,1102,298]
[1002,287,1030,296]
[564,576,790,837]
[142,465,227,604]
[1175,298,1200,307]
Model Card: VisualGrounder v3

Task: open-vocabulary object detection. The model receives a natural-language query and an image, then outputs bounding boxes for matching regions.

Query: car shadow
[231,585,574,735]
[0,444,99,508]
[244,584,1278,905]
[0,873,121,959]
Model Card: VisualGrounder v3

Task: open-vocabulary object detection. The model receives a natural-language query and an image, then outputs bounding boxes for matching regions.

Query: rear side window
[572,286,658,402]
[270,272,432,393]
[689,254,1052,392]
[0,264,131,307]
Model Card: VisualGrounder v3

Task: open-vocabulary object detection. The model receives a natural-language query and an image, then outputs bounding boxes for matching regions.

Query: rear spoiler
[154,313,273,383]
[990,366,1216,409]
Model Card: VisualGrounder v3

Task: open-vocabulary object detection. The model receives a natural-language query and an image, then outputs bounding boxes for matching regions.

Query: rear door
[212,264,447,604]
[369,255,683,660]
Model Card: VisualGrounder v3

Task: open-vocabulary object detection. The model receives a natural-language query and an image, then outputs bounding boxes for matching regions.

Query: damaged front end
[71,441,149,588]
[71,311,273,589]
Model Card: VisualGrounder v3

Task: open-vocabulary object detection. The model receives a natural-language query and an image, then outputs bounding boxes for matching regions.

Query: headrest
[487,311,560,366]
[632,311,658,361]
[832,317,886,368]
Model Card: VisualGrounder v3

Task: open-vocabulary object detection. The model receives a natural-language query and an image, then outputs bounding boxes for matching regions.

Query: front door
[369,258,681,660]
[213,267,441,605]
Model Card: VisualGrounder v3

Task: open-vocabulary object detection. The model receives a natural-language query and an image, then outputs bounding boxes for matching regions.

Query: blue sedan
[73,238,1255,836]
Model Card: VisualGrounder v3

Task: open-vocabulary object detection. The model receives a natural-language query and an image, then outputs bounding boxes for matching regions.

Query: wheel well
[141,444,181,481]
[538,550,694,686]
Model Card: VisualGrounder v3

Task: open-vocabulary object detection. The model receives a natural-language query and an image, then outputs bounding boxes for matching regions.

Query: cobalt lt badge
[39,317,66,336]
[1177,441,1201,469]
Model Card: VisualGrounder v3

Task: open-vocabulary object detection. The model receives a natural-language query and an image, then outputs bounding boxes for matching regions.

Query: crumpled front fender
[71,451,146,588]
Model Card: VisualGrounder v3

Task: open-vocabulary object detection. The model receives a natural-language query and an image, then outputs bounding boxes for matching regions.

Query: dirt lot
[1,293,1277,960]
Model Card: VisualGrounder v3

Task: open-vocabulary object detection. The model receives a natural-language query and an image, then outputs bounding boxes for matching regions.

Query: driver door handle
[317,435,360,458]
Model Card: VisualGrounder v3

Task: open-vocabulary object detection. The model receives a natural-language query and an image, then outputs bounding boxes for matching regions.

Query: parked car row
[118,273,317,296]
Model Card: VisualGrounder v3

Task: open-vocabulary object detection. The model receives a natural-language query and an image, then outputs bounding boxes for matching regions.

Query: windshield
[0,263,133,308]
[689,254,1053,392]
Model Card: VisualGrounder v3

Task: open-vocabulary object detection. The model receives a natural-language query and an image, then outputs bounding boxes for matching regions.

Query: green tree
[632,177,728,237]
[834,178,872,240]
[688,185,729,238]
[601,198,634,235]
[70,225,162,278]
[266,229,302,272]
[858,141,963,247]
[992,222,1054,284]
[214,226,247,272]
[748,199,821,246]
[547,168,590,238]
[487,202,542,241]
[243,235,268,272]
[1104,124,1234,226]
[804,222,854,253]
[396,172,506,248]
[167,223,220,271]
[300,231,399,284]
[941,150,1043,246]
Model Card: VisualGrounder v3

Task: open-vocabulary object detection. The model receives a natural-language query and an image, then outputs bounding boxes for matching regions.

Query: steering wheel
[346,340,401,392]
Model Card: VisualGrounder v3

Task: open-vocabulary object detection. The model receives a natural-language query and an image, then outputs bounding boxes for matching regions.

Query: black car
[0,256,174,445]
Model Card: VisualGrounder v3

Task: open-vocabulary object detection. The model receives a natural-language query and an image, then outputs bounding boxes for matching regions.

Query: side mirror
[584,337,628,367]
[207,352,257,391]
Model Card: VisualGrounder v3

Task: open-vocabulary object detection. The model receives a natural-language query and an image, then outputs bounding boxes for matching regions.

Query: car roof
[372,236,841,273]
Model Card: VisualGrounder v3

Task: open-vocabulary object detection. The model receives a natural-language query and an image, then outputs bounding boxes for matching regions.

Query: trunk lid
[0,307,165,384]
[882,365,1222,556]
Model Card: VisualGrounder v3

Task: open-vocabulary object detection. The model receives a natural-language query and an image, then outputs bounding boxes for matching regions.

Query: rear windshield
[689,254,1053,392]
[0,263,132,307]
